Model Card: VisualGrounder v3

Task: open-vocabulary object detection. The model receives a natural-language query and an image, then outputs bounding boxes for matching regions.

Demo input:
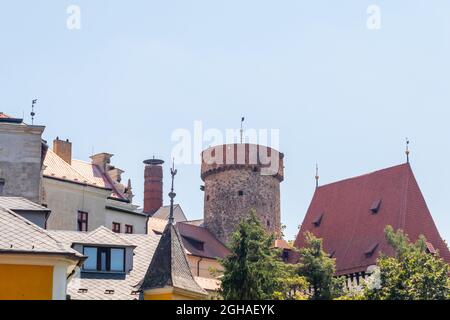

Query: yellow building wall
[144,292,196,300]
[0,264,53,300]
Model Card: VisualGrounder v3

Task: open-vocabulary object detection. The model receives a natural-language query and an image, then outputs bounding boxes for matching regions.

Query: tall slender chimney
[143,158,164,215]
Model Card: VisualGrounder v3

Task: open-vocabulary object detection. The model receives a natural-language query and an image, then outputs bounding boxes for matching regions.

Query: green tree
[365,225,450,300]
[220,210,280,300]
[298,232,344,300]
[273,262,309,300]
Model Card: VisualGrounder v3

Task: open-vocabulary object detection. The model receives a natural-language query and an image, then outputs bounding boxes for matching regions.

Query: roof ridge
[85,225,134,246]
[317,163,410,189]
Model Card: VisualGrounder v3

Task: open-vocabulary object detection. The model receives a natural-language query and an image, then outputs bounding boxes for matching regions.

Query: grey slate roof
[49,230,161,300]
[0,206,82,258]
[74,226,134,247]
[140,223,207,296]
[0,196,50,212]
[152,204,187,222]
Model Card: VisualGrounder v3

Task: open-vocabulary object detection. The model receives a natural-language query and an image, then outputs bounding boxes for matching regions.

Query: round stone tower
[201,143,284,245]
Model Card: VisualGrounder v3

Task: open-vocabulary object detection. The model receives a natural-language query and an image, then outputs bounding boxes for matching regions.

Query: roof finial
[240,116,245,144]
[405,138,410,163]
[315,163,319,188]
[168,159,177,225]
[31,99,37,125]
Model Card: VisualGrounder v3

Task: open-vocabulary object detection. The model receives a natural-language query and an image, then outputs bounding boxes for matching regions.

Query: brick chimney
[53,137,72,165]
[90,153,113,172]
[143,158,164,215]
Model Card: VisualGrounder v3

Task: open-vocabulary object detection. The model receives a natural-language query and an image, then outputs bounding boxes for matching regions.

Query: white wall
[44,177,147,233]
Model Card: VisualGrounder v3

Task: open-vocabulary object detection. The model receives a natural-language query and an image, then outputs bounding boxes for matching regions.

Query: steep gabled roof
[294,163,450,275]
[140,223,207,296]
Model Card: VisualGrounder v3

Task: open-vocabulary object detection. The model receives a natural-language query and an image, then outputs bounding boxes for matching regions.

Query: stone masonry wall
[203,169,281,245]
[0,124,44,203]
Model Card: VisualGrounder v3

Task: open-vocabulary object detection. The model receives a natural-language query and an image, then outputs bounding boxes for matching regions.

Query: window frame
[77,211,88,232]
[112,222,121,233]
[125,224,133,234]
[82,246,126,273]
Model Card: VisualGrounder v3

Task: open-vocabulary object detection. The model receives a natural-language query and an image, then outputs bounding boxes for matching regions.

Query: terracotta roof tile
[294,163,450,275]
[177,222,229,259]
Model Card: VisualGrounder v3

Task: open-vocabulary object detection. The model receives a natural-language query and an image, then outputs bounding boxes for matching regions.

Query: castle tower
[201,143,284,245]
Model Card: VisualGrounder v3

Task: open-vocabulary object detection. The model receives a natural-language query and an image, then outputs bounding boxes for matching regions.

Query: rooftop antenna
[240,117,245,144]
[405,138,410,163]
[30,99,37,125]
[168,159,178,225]
[315,163,319,188]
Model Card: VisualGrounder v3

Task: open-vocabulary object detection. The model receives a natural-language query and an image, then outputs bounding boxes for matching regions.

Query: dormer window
[182,236,204,251]
[370,199,382,214]
[82,246,125,273]
[313,213,323,227]
[426,242,436,255]
[365,243,379,258]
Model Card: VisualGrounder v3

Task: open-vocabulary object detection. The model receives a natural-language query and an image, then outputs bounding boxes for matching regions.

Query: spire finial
[405,138,410,163]
[240,117,245,144]
[168,159,177,225]
[31,99,37,125]
[315,163,319,188]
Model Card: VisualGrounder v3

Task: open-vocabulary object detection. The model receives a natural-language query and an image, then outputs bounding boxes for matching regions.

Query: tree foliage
[365,226,450,300]
[298,232,344,300]
[220,211,281,300]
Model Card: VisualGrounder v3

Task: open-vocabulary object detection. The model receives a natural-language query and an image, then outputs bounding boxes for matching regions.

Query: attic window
[365,243,379,257]
[312,213,323,227]
[78,288,88,293]
[426,242,436,255]
[105,289,115,295]
[183,236,205,251]
[370,199,382,214]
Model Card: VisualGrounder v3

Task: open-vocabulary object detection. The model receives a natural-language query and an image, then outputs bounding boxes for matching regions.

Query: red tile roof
[0,112,11,118]
[177,222,230,260]
[43,149,128,201]
[293,163,450,276]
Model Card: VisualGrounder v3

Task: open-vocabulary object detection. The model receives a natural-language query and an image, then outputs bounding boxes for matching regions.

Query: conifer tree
[220,210,280,300]
[298,232,344,300]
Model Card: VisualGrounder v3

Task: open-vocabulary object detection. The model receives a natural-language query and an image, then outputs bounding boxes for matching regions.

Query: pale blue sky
[1,1,450,242]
